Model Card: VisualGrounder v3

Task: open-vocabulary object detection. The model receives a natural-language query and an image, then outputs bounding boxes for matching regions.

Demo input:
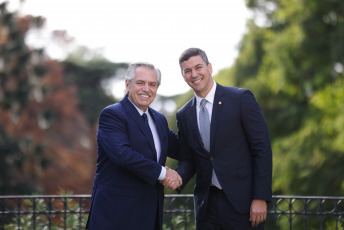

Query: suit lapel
[185,97,210,156]
[122,97,157,159]
[148,108,161,162]
[188,97,202,143]
[210,84,224,154]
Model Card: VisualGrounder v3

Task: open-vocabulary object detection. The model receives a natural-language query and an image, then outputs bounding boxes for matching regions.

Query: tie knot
[142,113,148,121]
[200,99,207,108]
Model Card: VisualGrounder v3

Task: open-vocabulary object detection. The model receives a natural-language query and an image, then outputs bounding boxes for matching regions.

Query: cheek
[184,76,192,83]
[151,90,157,98]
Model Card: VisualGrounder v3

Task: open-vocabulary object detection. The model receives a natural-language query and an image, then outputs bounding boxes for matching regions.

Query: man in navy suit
[86,62,182,230]
[175,48,272,229]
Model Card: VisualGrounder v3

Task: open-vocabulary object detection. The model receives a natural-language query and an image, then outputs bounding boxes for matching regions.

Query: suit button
[210,157,213,160]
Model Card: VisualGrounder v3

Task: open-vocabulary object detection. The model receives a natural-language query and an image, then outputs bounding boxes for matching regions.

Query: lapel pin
[218,101,222,105]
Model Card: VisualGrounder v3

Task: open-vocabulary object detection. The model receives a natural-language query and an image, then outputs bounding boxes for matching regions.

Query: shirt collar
[127,97,147,116]
[195,81,217,105]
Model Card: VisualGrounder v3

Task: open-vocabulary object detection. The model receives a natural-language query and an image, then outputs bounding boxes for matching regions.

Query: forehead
[181,55,206,69]
[134,66,158,81]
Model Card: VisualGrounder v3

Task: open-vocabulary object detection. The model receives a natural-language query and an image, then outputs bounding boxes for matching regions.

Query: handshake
[161,166,182,190]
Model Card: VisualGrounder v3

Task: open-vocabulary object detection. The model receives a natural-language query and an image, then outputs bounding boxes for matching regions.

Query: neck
[195,80,214,98]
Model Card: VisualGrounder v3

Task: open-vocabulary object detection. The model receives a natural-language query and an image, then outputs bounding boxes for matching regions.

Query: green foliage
[223,0,344,200]
[0,2,49,194]
[1,2,128,194]
[4,197,88,230]
[163,212,195,230]
[62,47,128,126]
[163,196,195,229]
[272,79,344,196]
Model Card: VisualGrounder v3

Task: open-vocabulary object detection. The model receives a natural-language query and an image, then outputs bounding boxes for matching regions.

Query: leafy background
[1,0,343,199]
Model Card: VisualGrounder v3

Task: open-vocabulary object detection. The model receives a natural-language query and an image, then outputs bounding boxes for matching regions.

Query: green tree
[0,2,127,194]
[188,1,344,228]
[62,46,128,126]
[239,0,344,196]
[170,0,344,201]
[0,2,48,194]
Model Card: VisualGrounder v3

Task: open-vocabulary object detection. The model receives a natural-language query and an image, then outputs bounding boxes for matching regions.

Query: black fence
[0,194,343,229]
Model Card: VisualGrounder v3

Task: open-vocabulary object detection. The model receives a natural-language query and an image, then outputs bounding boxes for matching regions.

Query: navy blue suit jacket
[86,96,178,230]
[176,83,272,221]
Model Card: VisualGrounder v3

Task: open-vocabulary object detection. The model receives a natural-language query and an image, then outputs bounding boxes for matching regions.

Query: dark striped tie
[142,113,156,156]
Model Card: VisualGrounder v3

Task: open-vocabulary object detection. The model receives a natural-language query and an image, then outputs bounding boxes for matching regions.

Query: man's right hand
[161,166,182,190]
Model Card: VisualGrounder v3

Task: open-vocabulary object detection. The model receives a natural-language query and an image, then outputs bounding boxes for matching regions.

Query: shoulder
[217,84,252,96]
[98,100,128,122]
[149,107,168,123]
[101,102,123,114]
[177,97,195,115]
[150,107,164,118]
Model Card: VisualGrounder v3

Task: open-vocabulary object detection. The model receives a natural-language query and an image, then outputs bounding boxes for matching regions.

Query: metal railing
[0,195,343,229]
[267,195,344,230]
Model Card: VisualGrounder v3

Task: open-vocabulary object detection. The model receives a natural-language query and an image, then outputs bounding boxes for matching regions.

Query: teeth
[140,95,149,98]
[193,79,201,83]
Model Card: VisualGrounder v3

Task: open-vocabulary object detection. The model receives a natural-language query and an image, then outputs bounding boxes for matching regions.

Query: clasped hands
[160,166,182,190]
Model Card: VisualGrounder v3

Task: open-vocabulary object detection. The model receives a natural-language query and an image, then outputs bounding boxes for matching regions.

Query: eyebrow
[135,80,158,84]
[183,63,203,71]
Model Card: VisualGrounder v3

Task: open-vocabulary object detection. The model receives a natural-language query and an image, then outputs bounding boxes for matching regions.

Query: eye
[149,82,158,88]
[136,81,145,86]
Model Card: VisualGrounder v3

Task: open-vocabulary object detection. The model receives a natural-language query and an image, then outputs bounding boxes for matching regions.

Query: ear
[208,63,213,75]
[125,80,129,90]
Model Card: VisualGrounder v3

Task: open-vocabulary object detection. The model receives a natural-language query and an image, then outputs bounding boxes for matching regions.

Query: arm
[240,90,272,226]
[175,113,196,191]
[240,90,272,200]
[167,128,180,160]
[162,123,183,190]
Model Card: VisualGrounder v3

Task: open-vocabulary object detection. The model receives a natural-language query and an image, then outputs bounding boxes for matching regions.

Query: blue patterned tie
[199,99,222,189]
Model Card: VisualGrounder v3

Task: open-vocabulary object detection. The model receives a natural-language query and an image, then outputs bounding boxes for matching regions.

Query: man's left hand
[250,199,267,227]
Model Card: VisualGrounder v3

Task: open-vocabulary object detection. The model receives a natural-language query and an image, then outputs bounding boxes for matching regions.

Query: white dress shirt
[195,81,216,131]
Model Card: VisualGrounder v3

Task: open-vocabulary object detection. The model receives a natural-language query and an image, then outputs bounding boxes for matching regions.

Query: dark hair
[179,48,209,69]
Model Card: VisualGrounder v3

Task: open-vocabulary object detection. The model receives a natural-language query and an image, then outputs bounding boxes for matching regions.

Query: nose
[191,69,197,78]
[142,83,149,91]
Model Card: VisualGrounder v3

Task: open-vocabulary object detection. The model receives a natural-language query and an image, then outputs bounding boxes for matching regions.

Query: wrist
[158,166,166,181]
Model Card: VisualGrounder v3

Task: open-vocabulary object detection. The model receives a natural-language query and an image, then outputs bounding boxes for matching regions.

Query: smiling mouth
[138,92,151,98]
[192,77,203,84]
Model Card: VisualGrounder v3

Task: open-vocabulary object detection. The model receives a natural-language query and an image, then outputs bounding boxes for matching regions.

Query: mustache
[138,91,152,97]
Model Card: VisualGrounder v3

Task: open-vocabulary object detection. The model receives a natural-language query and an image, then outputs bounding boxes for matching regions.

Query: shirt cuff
[158,166,166,180]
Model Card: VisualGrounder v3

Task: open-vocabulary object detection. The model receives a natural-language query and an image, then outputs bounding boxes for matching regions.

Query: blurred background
[0,0,343,199]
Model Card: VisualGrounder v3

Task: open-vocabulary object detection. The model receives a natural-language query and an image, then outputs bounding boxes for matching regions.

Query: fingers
[250,199,267,227]
[161,167,182,190]
[250,213,265,227]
